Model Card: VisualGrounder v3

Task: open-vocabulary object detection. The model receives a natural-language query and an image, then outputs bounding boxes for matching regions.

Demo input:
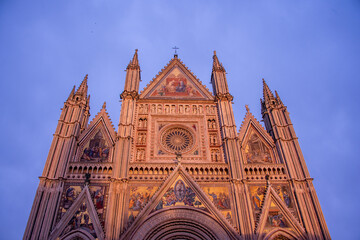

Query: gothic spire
[75,74,88,97]
[212,50,226,72]
[262,78,275,104]
[122,49,141,97]
[67,85,75,100]
[275,90,284,106]
[127,49,140,70]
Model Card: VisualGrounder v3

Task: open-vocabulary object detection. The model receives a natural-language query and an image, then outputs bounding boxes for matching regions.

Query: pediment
[76,107,116,163]
[49,186,105,240]
[239,110,276,164]
[140,57,214,100]
[255,186,306,240]
[121,164,238,239]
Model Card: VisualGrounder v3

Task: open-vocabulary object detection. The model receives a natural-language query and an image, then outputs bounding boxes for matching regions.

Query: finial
[135,49,138,53]
[84,74,88,81]
[245,104,250,113]
[102,101,106,109]
[172,46,179,57]
[214,50,217,56]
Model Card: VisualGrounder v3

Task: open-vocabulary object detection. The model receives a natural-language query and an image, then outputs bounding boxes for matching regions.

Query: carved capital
[215,93,233,101]
[120,90,139,100]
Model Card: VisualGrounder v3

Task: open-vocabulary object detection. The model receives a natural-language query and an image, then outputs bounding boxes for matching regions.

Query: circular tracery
[161,127,194,153]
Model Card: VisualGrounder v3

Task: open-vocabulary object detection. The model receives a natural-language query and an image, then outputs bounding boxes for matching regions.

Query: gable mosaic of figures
[24,50,331,240]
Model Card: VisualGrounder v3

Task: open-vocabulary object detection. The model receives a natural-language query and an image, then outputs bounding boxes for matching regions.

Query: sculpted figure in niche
[144,119,147,128]
[199,105,203,114]
[165,105,170,114]
[136,149,145,161]
[157,104,162,113]
[208,120,212,129]
[245,132,272,163]
[193,105,197,114]
[179,105,184,114]
[151,104,156,113]
[211,150,220,162]
[185,105,190,114]
[211,120,216,129]
[171,105,176,114]
[206,105,209,114]
[139,104,144,114]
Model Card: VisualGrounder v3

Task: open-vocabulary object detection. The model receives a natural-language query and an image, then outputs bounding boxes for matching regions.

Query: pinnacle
[67,85,75,100]
[262,78,275,103]
[75,74,88,96]
[102,101,106,110]
[127,49,140,69]
[212,50,225,72]
[245,104,250,113]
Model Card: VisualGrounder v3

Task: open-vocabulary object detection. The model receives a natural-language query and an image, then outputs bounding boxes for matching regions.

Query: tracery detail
[161,127,194,153]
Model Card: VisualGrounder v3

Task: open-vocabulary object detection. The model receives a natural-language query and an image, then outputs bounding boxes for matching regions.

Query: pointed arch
[264,228,301,240]
[61,229,96,240]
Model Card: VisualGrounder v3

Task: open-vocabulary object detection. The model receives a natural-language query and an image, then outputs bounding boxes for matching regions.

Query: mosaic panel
[244,131,273,164]
[127,186,158,227]
[150,68,203,98]
[58,184,108,227]
[202,186,233,223]
[60,202,97,238]
[80,130,110,162]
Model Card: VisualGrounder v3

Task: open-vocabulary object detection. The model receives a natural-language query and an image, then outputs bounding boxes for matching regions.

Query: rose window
[161,127,194,153]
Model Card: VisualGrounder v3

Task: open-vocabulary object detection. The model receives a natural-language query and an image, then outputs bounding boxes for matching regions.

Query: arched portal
[129,207,235,240]
[264,228,303,240]
[60,229,96,240]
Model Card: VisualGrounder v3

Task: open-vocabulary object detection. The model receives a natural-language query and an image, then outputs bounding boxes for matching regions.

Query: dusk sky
[1,0,359,239]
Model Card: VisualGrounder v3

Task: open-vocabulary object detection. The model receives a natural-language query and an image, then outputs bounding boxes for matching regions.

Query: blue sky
[0,0,359,239]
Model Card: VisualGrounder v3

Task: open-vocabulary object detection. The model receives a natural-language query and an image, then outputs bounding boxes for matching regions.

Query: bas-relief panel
[150,68,203,98]
[58,184,108,227]
[59,202,97,239]
[202,186,233,223]
[80,130,110,162]
[244,131,273,164]
[127,186,158,227]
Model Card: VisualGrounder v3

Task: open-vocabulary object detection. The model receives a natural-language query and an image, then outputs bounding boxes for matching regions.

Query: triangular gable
[76,106,116,163]
[49,186,105,240]
[238,109,276,164]
[255,186,307,240]
[140,57,214,100]
[122,164,238,239]
[79,104,116,143]
[152,175,209,212]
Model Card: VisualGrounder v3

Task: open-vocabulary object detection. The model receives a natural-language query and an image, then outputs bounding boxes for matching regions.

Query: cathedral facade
[24,50,330,240]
